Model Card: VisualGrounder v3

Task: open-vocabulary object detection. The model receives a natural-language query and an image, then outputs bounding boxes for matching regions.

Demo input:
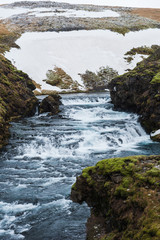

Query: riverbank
[109,45,160,139]
[71,155,160,240]
[0,24,38,149]
[0,1,160,239]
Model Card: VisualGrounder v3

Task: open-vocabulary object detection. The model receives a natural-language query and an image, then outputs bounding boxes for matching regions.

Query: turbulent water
[0,92,160,240]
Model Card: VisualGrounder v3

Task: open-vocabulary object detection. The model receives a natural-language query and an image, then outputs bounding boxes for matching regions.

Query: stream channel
[0,92,160,240]
[1,1,160,236]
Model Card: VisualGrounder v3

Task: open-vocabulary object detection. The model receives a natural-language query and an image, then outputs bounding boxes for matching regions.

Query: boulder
[39,94,62,115]
[150,129,160,141]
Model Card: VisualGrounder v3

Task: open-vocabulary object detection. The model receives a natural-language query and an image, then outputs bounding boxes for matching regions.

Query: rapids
[0,92,160,240]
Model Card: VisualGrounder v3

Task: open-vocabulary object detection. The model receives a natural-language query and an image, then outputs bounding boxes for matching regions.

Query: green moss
[146,167,160,177]
[96,156,139,176]
[100,233,116,240]
[150,72,160,84]
[71,155,160,240]
[125,46,154,56]
[82,166,96,185]
[71,182,77,190]
[121,176,133,188]
[154,94,160,98]
[111,27,129,35]
[104,181,111,188]
[0,53,37,149]
[114,185,131,198]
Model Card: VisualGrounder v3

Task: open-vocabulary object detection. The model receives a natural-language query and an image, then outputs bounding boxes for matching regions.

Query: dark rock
[108,46,160,137]
[39,94,62,115]
[0,54,38,149]
[71,155,160,240]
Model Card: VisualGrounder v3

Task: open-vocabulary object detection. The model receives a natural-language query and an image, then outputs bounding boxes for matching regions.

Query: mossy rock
[0,53,38,149]
[71,155,160,240]
[150,72,160,84]
[80,66,118,92]
[39,94,62,115]
[109,46,160,134]
[44,67,80,90]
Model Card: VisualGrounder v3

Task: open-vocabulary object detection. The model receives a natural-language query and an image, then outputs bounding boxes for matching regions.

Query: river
[1,0,160,238]
[0,92,160,240]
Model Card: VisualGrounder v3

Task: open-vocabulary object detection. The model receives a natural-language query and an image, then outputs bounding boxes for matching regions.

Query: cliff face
[71,155,160,240]
[108,47,160,134]
[0,54,38,148]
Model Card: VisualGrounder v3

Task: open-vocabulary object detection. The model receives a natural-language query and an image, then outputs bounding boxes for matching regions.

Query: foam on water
[0,201,38,213]
[61,96,109,105]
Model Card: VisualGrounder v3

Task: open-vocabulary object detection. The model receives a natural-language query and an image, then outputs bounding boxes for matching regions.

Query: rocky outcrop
[39,94,62,115]
[108,46,160,135]
[71,155,160,240]
[80,67,118,92]
[0,54,38,149]
[44,67,80,91]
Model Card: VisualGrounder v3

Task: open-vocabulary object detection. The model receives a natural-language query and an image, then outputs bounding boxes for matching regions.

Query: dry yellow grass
[131,8,160,22]
[0,24,10,35]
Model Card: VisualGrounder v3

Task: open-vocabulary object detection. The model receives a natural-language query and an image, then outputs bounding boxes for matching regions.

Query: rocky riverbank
[108,45,160,140]
[71,155,160,240]
[1,1,160,34]
[0,24,37,149]
[0,52,38,149]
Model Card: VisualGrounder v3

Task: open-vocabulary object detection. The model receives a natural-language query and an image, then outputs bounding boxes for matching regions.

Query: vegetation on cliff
[71,155,160,240]
[80,67,118,92]
[0,53,38,149]
[0,23,20,54]
[109,45,160,137]
[44,67,80,91]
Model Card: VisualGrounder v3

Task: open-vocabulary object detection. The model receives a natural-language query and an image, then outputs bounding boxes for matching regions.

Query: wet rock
[0,54,38,149]
[108,46,160,137]
[39,94,62,115]
[71,155,160,240]
[150,129,160,141]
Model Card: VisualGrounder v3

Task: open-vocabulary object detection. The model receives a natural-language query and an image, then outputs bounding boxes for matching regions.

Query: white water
[0,93,159,240]
[5,29,160,91]
[0,0,160,8]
